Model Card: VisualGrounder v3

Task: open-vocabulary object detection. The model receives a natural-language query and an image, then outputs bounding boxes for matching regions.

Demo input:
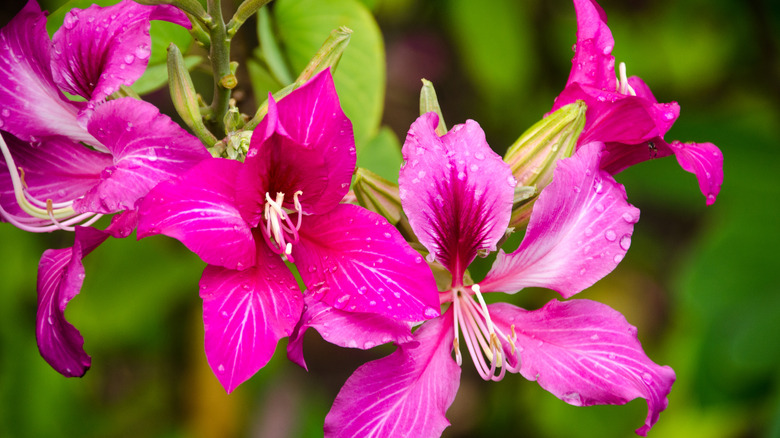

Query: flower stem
[206,0,232,136]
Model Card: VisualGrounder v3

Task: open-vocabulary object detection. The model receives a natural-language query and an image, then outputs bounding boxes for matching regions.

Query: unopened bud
[167,43,218,147]
[419,79,447,136]
[353,168,403,225]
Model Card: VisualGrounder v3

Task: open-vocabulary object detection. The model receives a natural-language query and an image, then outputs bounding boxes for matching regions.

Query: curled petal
[286,294,413,371]
[36,211,137,377]
[670,141,723,205]
[137,158,256,270]
[480,142,639,298]
[293,203,440,322]
[200,244,303,393]
[489,300,675,436]
[50,0,191,103]
[74,98,209,214]
[0,1,96,145]
[324,309,460,438]
[238,69,355,225]
[400,113,514,279]
[563,0,616,93]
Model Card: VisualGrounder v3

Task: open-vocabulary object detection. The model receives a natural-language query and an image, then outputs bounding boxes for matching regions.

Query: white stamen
[618,62,637,96]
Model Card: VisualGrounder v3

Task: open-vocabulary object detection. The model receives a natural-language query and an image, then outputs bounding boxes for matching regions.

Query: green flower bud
[167,43,218,147]
[419,79,447,136]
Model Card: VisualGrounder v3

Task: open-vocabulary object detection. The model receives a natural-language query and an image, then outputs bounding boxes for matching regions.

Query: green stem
[207,0,232,136]
[227,0,273,37]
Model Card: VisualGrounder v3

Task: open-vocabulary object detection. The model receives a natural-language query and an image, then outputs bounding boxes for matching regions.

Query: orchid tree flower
[0,0,210,376]
[324,113,675,437]
[136,69,441,393]
[552,0,723,205]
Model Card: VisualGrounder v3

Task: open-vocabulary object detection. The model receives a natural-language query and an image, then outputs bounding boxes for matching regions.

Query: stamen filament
[618,62,637,96]
[261,191,304,261]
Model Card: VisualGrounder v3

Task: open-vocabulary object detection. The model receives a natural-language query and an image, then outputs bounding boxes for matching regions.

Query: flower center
[451,284,520,381]
[617,62,637,96]
[260,190,303,262]
[0,132,102,232]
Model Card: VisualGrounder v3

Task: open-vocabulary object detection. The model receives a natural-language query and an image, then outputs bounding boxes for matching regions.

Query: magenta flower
[552,0,723,205]
[0,0,209,377]
[325,113,675,437]
[137,70,440,393]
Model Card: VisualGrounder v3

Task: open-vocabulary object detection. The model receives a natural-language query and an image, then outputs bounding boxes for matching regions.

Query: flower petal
[136,157,256,270]
[399,113,514,279]
[0,133,111,222]
[286,293,413,370]
[324,309,460,438]
[293,203,440,322]
[0,1,97,145]
[50,0,190,103]
[200,244,303,393]
[238,69,355,225]
[563,0,617,92]
[35,211,137,377]
[489,300,675,436]
[73,98,209,214]
[670,141,723,205]
[480,142,639,298]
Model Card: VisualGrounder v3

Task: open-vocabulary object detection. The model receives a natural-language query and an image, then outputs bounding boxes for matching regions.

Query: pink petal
[489,300,675,436]
[670,141,723,205]
[74,98,209,214]
[480,142,639,298]
[0,133,111,222]
[562,0,616,94]
[136,158,257,271]
[0,1,97,145]
[35,211,137,377]
[50,0,190,103]
[324,309,460,438]
[200,244,303,393]
[287,294,413,370]
[293,203,440,322]
[237,69,355,226]
[399,113,514,280]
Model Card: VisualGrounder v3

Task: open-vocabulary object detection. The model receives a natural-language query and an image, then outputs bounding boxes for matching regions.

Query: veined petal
[36,211,137,377]
[74,98,209,214]
[324,308,460,438]
[200,244,303,393]
[50,0,191,103]
[238,69,354,225]
[489,300,675,436]
[293,203,440,322]
[0,133,110,221]
[400,113,514,280]
[0,1,97,145]
[287,294,413,371]
[564,0,616,93]
[670,141,723,205]
[480,142,639,298]
[136,158,256,270]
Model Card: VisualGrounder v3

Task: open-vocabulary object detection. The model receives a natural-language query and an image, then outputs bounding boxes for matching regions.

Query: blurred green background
[1,0,779,437]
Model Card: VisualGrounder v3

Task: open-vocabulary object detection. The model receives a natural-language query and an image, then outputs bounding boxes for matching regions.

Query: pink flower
[553,0,723,205]
[137,70,440,393]
[0,0,208,377]
[324,113,675,437]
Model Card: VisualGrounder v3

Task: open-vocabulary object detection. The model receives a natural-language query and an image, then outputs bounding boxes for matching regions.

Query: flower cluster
[0,0,722,436]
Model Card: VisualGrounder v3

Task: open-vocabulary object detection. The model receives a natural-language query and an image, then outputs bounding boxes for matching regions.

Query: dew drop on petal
[123,54,134,64]
[220,310,229,318]
[369,300,376,306]
[1,109,9,117]
[414,256,423,264]
[457,171,466,180]
[470,164,479,172]
[595,203,605,213]
[147,149,158,161]
[613,254,624,263]
[423,307,439,319]
[642,372,653,384]
[217,364,225,374]
[363,341,376,349]
[474,152,485,160]
[506,175,517,187]
[584,227,593,237]
[383,232,391,239]
[605,230,616,241]
[619,234,631,250]
[622,211,635,223]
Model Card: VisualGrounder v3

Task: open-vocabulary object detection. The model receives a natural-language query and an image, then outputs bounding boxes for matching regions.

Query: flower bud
[353,167,403,225]
[419,79,447,136]
[504,101,586,189]
[167,43,218,147]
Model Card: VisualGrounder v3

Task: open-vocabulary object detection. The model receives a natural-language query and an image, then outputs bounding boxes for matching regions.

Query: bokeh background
[1,0,779,437]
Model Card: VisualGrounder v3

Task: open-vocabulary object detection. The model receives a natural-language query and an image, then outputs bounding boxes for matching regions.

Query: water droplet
[642,373,653,384]
[608,353,616,360]
[474,152,485,160]
[457,171,466,180]
[619,234,631,250]
[347,339,358,348]
[383,232,391,239]
[590,334,599,341]
[622,212,636,223]
[1,109,9,117]
[579,267,587,275]
[63,12,79,30]
[147,149,158,162]
[573,186,581,193]
[424,307,439,318]
[358,286,367,295]
[584,228,593,237]
[363,341,376,349]
[246,148,258,158]
[506,175,517,187]
[307,265,317,273]
[47,316,53,325]
[605,230,616,241]
[417,170,426,179]
[123,53,134,64]
[334,295,349,309]
[415,256,423,264]
[469,164,479,172]
[595,203,604,213]
[217,364,225,374]
[134,44,151,60]
[220,311,229,318]
[562,392,582,406]
[369,300,376,306]
[613,254,624,263]
[663,112,675,121]
[602,45,613,55]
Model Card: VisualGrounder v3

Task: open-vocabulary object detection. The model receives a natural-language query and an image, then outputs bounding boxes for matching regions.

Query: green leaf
[356,126,403,183]
[273,0,385,149]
